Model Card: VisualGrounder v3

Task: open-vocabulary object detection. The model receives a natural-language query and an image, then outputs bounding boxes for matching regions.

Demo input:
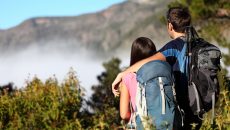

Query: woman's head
[130,37,156,66]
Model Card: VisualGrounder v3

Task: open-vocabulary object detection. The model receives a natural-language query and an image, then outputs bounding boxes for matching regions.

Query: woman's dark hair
[167,7,191,33]
[130,37,156,66]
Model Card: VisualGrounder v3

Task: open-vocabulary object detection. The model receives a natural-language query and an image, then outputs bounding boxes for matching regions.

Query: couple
[113,7,202,130]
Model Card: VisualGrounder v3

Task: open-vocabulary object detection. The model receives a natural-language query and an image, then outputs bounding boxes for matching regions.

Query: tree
[86,57,123,129]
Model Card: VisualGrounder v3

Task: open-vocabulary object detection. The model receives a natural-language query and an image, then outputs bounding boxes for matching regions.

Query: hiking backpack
[186,26,221,119]
[133,60,176,130]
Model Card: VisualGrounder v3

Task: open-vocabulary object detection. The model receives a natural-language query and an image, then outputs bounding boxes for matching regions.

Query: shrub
[0,68,83,129]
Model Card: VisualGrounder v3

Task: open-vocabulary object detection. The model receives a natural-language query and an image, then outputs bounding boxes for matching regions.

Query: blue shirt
[159,37,189,109]
[159,37,188,75]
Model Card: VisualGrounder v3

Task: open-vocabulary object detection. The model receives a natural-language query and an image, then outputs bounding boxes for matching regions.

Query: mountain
[0,0,229,58]
[0,0,172,57]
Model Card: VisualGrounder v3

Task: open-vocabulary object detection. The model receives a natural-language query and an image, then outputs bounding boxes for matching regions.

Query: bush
[0,68,83,129]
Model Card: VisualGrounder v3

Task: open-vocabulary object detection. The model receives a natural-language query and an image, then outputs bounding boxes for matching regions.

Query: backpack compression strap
[159,77,166,115]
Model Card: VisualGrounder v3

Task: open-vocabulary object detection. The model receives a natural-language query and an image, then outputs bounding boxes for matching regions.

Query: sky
[0,0,125,29]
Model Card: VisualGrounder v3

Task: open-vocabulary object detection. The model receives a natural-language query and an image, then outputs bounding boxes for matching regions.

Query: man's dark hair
[167,7,191,33]
[130,37,156,66]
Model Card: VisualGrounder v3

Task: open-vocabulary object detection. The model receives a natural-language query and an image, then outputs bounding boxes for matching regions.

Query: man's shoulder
[163,38,185,49]
[167,37,184,45]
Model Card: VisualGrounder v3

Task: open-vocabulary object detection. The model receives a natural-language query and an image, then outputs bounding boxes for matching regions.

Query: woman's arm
[119,82,131,120]
[112,52,165,96]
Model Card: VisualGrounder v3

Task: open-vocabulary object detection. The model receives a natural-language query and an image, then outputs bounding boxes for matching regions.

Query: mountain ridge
[0,0,228,58]
[0,0,173,57]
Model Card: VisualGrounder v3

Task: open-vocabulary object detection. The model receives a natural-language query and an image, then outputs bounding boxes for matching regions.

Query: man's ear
[168,23,173,31]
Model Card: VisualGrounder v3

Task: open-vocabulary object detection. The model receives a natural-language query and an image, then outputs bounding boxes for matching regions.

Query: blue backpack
[134,60,176,130]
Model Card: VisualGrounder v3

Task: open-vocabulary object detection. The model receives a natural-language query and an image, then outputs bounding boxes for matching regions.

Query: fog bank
[0,46,130,97]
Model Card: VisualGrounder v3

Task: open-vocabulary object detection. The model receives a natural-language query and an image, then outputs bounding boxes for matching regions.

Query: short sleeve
[122,73,137,111]
[159,40,178,58]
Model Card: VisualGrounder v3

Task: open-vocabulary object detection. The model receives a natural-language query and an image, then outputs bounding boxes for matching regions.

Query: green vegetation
[1,57,228,129]
[0,58,123,129]
[82,57,122,129]
[168,0,230,20]
[0,68,83,129]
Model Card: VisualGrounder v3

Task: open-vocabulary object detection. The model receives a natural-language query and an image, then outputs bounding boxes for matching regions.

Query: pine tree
[85,57,122,129]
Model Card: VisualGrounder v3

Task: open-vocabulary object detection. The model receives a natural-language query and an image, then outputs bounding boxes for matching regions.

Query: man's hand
[112,72,124,97]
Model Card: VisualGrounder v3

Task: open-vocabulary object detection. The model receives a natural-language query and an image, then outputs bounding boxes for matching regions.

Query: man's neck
[172,32,185,39]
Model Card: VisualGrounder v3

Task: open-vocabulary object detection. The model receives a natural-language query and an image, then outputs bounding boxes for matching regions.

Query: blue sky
[0,0,125,29]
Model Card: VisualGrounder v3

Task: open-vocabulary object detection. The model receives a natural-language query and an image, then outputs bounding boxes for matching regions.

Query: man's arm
[112,52,166,96]
[126,52,166,72]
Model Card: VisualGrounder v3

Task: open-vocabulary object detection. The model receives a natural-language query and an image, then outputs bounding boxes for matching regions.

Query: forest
[0,0,229,129]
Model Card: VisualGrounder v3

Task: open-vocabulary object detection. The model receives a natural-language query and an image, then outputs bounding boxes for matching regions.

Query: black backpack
[186,26,221,119]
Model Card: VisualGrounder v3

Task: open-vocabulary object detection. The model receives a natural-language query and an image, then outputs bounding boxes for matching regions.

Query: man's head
[166,7,191,39]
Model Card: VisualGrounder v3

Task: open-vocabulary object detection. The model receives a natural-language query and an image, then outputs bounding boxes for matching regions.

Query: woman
[119,37,156,129]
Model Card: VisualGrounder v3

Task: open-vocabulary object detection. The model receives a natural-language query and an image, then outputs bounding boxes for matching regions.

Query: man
[112,7,202,129]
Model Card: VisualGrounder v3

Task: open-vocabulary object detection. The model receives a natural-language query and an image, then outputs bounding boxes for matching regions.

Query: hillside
[0,0,171,58]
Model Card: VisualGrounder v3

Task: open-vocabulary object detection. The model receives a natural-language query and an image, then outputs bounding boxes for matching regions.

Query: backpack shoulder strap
[135,82,147,118]
[172,83,185,127]
[126,102,136,129]
[135,82,148,128]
